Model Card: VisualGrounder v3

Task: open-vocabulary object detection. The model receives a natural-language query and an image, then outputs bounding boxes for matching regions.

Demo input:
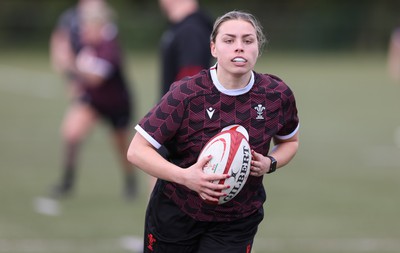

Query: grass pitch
[0,49,399,253]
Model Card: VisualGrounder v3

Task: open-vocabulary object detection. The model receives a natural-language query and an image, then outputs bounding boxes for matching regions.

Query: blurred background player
[50,0,82,97]
[49,0,137,200]
[387,26,400,82]
[149,0,214,192]
[158,0,213,96]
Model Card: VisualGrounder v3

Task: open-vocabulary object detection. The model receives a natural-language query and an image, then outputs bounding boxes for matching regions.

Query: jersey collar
[210,64,254,96]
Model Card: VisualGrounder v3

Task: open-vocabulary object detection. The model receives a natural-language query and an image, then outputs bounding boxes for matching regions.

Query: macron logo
[206,107,215,119]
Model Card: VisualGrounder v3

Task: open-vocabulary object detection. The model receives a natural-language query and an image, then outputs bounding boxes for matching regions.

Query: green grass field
[1,49,399,253]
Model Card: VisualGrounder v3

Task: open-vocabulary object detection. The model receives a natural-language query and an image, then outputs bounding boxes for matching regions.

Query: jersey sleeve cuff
[275,123,300,140]
[134,124,162,149]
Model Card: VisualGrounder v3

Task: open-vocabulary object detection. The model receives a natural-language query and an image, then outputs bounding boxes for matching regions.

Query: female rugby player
[128,10,299,252]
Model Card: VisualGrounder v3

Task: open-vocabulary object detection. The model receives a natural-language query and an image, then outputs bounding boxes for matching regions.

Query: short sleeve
[137,82,187,147]
[276,86,299,139]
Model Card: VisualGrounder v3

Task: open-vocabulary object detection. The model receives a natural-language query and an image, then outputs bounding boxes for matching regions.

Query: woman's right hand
[181,155,230,203]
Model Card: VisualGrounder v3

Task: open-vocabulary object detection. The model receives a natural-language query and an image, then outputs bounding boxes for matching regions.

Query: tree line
[0,0,399,51]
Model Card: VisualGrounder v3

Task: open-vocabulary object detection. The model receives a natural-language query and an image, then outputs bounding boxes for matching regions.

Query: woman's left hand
[250,150,270,177]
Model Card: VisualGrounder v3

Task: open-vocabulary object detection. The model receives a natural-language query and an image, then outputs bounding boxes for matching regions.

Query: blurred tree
[0,0,399,51]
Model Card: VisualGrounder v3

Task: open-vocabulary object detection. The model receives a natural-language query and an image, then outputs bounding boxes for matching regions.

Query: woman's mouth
[232,57,247,63]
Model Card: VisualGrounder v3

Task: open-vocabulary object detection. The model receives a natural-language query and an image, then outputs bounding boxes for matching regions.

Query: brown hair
[210,10,267,56]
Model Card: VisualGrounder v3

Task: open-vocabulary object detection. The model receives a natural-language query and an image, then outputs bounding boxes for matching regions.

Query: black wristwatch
[266,155,277,174]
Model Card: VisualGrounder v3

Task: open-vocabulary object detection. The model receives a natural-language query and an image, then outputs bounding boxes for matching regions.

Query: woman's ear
[210,42,217,58]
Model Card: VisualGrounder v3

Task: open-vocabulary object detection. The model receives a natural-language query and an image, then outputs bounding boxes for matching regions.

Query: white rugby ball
[198,126,251,205]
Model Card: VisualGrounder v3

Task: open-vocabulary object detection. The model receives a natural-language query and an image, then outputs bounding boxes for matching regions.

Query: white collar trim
[210,64,254,96]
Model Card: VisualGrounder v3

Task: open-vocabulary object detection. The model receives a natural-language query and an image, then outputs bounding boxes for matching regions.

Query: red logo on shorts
[147,233,156,251]
[246,244,251,253]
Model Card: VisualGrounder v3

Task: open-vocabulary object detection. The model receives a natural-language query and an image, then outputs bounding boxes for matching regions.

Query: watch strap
[266,155,277,174]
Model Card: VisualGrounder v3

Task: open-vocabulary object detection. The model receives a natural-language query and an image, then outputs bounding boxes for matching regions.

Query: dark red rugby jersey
[81,34,131,116]
[136,67,299,221]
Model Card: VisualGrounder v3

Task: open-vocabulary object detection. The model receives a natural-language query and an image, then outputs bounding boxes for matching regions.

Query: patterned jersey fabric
[136,66,299,221]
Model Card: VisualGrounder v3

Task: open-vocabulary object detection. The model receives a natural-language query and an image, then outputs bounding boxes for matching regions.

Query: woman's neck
[216,68,252,90]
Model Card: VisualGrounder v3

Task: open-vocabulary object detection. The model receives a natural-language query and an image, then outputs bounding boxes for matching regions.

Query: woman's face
[211,19,259,77]
[158,0,174,17]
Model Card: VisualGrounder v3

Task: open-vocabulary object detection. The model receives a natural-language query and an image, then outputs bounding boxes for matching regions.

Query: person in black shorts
[127,10,300,252]
[49,0,137,200]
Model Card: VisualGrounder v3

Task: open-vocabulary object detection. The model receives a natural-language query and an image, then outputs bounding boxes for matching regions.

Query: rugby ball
[221,124,249,140]
[198,125,251,205]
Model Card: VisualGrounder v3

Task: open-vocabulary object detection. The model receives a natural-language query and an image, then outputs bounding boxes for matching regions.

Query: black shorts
[95,106,131,130]
[143,184,264,253]
[78,94,131,130]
